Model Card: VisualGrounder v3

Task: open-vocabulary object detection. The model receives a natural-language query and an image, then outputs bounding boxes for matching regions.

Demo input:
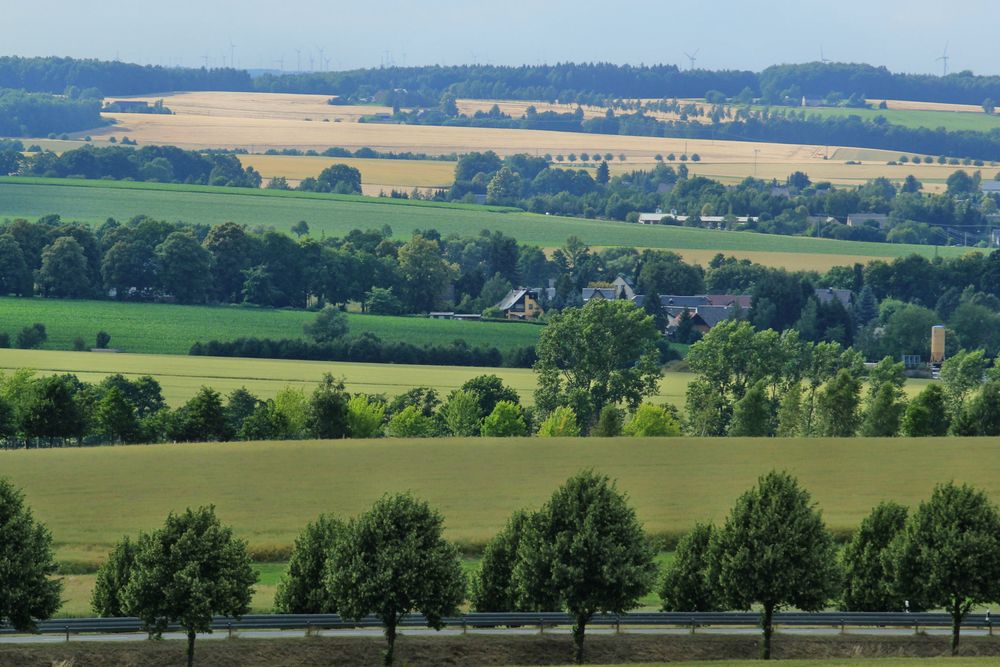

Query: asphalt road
[1,625,992,644]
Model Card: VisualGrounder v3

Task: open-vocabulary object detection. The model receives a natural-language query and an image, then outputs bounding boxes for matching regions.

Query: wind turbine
[229,40,237,69]
[820,45,830,63]
[201,53,210,69]
[936,42,950,76]
[317,47,326,72]
[295,49,301,72]
[274,56,284,72]
[683,49,699,71]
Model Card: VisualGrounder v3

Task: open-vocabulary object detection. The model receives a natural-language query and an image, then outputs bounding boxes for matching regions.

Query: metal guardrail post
[615,614,621,635]
[840,618,845,635]
[690,616,695,635]
[65,625,69,642]
[538,616,544,635]
[228,622,233,639]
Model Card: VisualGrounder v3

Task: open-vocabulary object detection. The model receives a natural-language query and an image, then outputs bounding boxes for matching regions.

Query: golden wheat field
[238,154,455,193]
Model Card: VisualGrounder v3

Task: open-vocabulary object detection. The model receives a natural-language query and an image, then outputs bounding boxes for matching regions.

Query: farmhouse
[581,275,636,303]
[636,211,759,225]
[495,287,551,320]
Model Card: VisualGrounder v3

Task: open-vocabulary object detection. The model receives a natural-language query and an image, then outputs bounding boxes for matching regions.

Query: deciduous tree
[275,515,344,613]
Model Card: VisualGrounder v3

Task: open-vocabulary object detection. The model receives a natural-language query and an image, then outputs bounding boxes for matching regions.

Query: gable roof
[496,288,528,311]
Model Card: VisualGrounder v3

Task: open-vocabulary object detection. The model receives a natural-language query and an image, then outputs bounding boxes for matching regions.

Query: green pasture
[0,177,971,260]
[755,103,1000,134]
[3,436,995,569]
[0,348,695,407]
[0,297,542,355]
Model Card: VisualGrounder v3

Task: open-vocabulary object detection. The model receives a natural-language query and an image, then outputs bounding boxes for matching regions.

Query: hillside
[0,178,973,270]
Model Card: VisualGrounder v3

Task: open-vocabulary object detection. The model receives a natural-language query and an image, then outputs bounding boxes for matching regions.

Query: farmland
[0,296,543,355]
[0,348,695,407]
[1,436,992,569]
[237,153,455,193]
[0,178,974,270]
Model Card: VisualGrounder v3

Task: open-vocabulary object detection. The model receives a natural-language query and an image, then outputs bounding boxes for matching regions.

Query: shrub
[0,333,9,348]
[537,406,580,437]
[480,400,527,437]
[385,405,437,437]
[346,395,385,438]
[591,404,623,437]
[96,331,111,349]
[16,323,47,349]
[441,390,481,436]
[623,404,681,437]
[72,336,85,351]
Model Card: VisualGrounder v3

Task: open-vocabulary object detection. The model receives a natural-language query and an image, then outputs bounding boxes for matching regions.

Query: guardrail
[1,611,994,638]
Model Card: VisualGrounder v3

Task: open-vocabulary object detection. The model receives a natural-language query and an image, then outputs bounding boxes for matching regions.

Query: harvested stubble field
[0,296,543,355]
[0,178,971,270]
[8,635,1000,667]
[0,435,984,568]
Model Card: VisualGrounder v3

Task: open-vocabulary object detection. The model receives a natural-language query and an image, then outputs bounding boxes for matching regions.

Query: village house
[495,287,550,320]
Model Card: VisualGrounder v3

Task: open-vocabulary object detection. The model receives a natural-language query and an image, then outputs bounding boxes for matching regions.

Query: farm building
[581,275,636,302]
[846,213,889,229]
[637,211,759,225]
[495,287,552,320]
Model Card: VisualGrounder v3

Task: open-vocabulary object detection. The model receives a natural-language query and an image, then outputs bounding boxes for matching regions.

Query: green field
[3,436,995,568]
[0,348,695,406]
[0,297,542,355]
[757,104,1000,134]
[0,177,972,261]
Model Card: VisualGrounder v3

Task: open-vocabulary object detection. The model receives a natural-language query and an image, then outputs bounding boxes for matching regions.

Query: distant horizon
[4,0,996,77]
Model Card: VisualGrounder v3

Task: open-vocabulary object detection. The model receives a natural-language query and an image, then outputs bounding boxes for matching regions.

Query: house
[807,215,839,226]
[667,305,736,334]
[846,213,889,229]
[581,275,636,303]
[814,287,852,308]
[769,186,792,198]
[705,294,752,310]
[104,100,155,113]
[636,211,759,225]
[495,287,546,320]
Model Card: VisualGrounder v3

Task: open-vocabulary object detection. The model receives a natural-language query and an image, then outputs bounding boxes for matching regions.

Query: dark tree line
[0,88,105,137]
[0,56,251,96]
[15,145,261,187]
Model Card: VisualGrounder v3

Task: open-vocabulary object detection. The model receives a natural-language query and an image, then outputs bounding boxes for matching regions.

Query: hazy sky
[5,0,994,75]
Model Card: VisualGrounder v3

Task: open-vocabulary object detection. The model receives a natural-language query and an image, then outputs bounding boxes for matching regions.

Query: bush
[591,404,623,437]
[537,406,580,437]
[0,333,9,348]
[385,405,437,437]
[441,390,481,436]
[72,336,85,351]
[480,400,527,437]
[303,305,348,343]
[96,331,111,349]
[346,395,384,438]
[623,404,681,437]
[16,323,47,349]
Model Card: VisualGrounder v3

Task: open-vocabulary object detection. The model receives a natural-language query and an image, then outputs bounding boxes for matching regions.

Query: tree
[168,386,230,442]
[275,515,344,613]
[397,236,456,312]
[709,471,840,660]
[306,374,349,439]
[595,160,610,184]
[535,300,661,427]
[901,383,950,436]
[20,374,86,444]
[37,236,90,297]
[0,234,32,296]
[346,394,384,438]
[126,506,256,667]
[201,222,251,303]
[365,286,403,315]
[887,483,1000,655]
[0,478,61,631]
[537,405,580,437]
[622,403,681,437]
[96,330,111,349]
[303,304,349,343]
[385,404,436,437]
[315,163,362,193]
[859,382,905,436]
[727,380,774,436]
[814,368,861,437]
[660,523,719,612]
[841,502,908,612]
[486,166,521,204]
[940,349,987,420]
[515,471,656,664]
[328,494,466,666]
[480,400,527,437]
[92,536,139,616]
[441,389,481,436]
[155,232,212,303]
[983,98,996,115]
[290,220,310,237]
[952,380,1000,436]
[95,385,139,443]
[472,510,533,611]
[460,375,520,418]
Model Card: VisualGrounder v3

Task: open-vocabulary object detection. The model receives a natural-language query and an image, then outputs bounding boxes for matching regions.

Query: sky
[4,0,996,75]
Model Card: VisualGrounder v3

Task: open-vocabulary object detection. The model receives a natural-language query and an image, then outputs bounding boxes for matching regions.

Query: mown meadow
[0,297,543,355]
